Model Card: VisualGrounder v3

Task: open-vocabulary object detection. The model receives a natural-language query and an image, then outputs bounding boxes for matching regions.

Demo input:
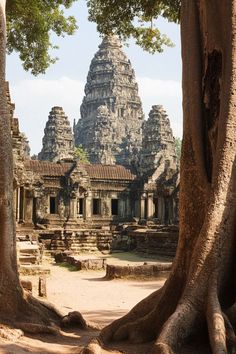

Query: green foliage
[6,0,181,74]
[86,0,181,53]
[57,262,79,271]
[175,137,182,161]
[74,145,90,164]
[6,0,78,75]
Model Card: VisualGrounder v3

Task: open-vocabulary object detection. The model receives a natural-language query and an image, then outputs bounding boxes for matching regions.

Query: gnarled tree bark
[0,0,63,334]
[82,1,236,353]
[0,0,25,318]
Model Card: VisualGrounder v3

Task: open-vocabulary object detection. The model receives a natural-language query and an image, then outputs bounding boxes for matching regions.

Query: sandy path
[0,253,166,353]
[47,265,164,325]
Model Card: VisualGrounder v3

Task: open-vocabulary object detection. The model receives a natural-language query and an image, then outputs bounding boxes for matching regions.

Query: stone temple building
[140,105,177,177]
[8,36,179,254]
[74,35,144,166]
[38,106,74,162]
[138,105,179,223]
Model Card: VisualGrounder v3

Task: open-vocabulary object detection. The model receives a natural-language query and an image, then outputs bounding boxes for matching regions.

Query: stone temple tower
[140,105,178,177]
[38,106,74,162]
[74,35,144,165]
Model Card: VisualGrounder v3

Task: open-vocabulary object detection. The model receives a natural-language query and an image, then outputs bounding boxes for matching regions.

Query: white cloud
[137,77,183,139]
[137,77,182,98]
[10,76,183,155]
[11,77,85,154]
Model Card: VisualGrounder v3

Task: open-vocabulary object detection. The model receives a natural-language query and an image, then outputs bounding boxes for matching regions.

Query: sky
[6,1,182,155]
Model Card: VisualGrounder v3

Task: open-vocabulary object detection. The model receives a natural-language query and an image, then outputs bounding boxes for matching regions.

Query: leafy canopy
[6,0,181,75]
[86,0,181,53]
[175,137,181,161]
[6,0,78,75]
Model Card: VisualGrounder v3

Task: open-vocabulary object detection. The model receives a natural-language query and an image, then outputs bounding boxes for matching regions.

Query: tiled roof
[24,160,73,176]
[24,160,136,181]
[81,164,136,181]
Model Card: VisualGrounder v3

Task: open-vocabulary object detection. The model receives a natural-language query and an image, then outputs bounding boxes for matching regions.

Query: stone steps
[17,241,42,265]
[48,230,113,253]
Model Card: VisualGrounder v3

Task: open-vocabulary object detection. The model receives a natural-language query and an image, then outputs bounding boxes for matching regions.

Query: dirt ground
[0,252,167,354]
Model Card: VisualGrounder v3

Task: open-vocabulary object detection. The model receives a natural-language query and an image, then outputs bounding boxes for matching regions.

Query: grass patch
[57,262,79,272]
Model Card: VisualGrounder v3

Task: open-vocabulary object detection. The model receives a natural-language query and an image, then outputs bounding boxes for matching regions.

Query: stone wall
[105,263,172,279]
[129,226,179,257]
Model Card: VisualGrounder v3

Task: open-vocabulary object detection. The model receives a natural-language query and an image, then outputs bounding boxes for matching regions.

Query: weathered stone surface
[74,35,144,165]
[105,263,172,280]
[6,82,31,186]
[38,276,47,297]
[19,265,50,276]
[129,226,179,257]
[54,252,107,270]
[140,105,178,178]
[61,311,87,329]
[38,106,74,162]
[51,230,113,254]
[21,133,31,158]
[17,241,42,265]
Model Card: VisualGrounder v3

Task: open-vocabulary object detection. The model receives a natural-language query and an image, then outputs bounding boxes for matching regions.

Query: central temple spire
[74,35,144,165]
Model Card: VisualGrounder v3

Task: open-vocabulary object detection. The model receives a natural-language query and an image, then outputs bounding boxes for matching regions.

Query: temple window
[93,198,101,215]
[50,196,57,214]
[111,199,119,216]
[78,198,84,215]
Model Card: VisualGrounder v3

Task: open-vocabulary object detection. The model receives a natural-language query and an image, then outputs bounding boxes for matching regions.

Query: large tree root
[0,291,91,339]
[81,279,236,354]
[100,287,163,343]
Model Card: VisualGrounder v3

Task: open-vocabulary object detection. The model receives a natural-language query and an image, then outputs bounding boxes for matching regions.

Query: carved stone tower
[38,106,74,162]
[140,105,178,177]
[74,35,144,165]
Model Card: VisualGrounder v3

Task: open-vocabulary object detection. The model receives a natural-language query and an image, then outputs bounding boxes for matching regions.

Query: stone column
[84,192,92,220]
[16,187,20,222]
[102,197,111,218]
[118,199,125,218]
[126,196,131,218]
[158,197,165,224]
[147,193,154,219]
[13,188,18,221]
[19,187,25,222]
[69,197,77,220]
[24,190,33,225]
[140,193,146,219]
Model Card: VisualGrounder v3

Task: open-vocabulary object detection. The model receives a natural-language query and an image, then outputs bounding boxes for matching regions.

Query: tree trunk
[82,1,236,353]
[0,0,25,318]
[0,0,63,331]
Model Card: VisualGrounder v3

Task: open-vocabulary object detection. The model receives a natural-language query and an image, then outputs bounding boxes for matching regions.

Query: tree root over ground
[0,291,92,342]
[80,278,236,354]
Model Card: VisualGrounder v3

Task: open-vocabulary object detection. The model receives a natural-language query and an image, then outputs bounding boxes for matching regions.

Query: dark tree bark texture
[0,0,64,335]
[82,1,236,353]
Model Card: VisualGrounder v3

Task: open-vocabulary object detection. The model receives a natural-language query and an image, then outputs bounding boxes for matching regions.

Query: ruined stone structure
[138,105,179,224]
[140,105,178,177]
[74,35,144,165]
[21,160,137,229]
[38,106,74,162]
[7,82,30,190]
[7,39,180,255]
